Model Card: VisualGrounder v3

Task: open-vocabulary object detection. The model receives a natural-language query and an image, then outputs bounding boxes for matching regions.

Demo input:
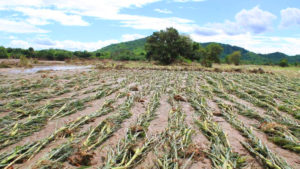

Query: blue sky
[0,0,300,55]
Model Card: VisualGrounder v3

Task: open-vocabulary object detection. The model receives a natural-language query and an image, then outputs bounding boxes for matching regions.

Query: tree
[226,51,241,65]
[177,35,194,60]
[0,47,8,59]
[26,47,35,58]
[96,52,101,57]
[225,54,230,64]
[206,43,223,64]
[145,27,193,64]
[198,43,223,67]
[6,47,13,53]
[45,50,55,60]
[36,50,54,60]
[55,51,72,61]
[73,51,91,58]
[191,43,206,61]
[279,58,288,67]
[200,51,213,67]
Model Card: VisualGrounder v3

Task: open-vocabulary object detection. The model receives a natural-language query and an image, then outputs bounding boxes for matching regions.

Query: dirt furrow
[90,98,148,168]
[209,100,263,169]
[214,97,300,168]
[233,109,300,167]
[146,95,171,136]
[181,101,212,168]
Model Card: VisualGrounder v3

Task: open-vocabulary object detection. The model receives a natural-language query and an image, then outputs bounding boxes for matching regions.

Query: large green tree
[189,42,206,61]
[0,46,8,59]
[206,43,223,64]
[145,27,193,64]
[26,47,35,58]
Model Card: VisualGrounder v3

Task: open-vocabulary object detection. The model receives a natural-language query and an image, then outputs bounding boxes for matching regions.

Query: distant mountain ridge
[97,37,300,64]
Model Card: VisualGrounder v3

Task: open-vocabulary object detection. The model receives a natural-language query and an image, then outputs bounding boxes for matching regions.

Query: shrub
[55,51,72,61]
[226,51,241,65]
[19,55,32,67]
[279,59,288,67]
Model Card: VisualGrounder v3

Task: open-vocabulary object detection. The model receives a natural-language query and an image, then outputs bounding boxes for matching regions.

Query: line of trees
[0,47,95,61]
[0,46,144,61]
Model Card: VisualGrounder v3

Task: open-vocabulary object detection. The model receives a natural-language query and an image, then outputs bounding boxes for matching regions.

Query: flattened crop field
[0,69,299,169]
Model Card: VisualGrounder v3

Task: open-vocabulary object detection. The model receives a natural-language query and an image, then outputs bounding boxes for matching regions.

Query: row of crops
[0,69,299,169]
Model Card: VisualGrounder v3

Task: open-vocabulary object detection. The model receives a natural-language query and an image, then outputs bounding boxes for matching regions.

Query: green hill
[97,37,300,65]
[97,38,147,55]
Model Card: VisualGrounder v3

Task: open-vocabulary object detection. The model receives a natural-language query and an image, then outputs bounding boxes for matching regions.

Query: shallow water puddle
[10,65,92,73]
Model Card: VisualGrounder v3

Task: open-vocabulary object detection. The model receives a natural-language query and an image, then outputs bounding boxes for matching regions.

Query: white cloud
[173,0,206,2]
[0,0,199,33]
[0,0,161,20]
[0,1,43,8]
[8,36,17,40]
[9,33,146,51]
[194,27,220,36]
[191,33,300,55]
[154,8,172,14]
[121,34,146,41]
[0,18,48,33]
[280,8,300,27]
[15,7,89,26]
[121,16,196,32]
[10,40,30,48]
[196,6,277,36]
[235,6,277,33]
[10,39,119,51]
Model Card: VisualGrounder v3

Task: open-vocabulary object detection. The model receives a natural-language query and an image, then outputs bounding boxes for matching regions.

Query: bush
[74,51,91,58]
[279,59,288,67]
[96,52,101,57]
[19,55,32,67]
[201,59,212,67]
[55,51,72,61]
[226,51,241,65]
[178,56,192,64]
[0,62,11,68]
[36,50,54,60]
[111,49,145,61]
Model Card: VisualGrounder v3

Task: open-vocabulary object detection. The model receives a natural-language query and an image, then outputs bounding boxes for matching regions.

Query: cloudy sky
[0,0,300,55]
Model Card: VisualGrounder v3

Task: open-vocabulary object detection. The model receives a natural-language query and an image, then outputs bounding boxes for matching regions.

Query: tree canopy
[206,43,223,64]
[145,27,223,66]
[279,58,288,67]
[145,27,193,64]
[0,47,8,59]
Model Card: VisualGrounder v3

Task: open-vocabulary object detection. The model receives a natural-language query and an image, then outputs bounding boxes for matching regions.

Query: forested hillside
[1,37,299,65]
[98,38,300,64]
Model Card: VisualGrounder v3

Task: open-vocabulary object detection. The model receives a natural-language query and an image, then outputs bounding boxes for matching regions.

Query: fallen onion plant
[102,82,165,169]
[217,102,293,169]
